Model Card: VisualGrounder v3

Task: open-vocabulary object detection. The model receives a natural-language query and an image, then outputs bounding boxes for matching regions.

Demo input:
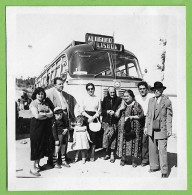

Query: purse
[153,119,160,130]
[124,118,136,141]
[89,118,101,132]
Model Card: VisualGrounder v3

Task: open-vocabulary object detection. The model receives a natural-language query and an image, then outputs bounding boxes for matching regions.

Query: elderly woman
[29,87,53,176]
[80,83,101,161]
[101,87,122,163]
[116,90,144,167]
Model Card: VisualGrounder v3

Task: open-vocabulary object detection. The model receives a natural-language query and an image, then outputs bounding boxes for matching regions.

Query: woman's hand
[88,116,94,123]
[125,116,129,121]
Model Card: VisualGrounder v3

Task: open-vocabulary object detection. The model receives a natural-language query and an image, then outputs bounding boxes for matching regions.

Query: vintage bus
[35,33,143,105]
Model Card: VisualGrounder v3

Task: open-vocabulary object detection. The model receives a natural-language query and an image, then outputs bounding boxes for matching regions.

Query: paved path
[16,135,177,179]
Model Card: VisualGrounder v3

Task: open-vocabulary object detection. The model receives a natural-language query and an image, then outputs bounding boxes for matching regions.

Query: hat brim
[54,110,63,114]
[151,86,166,91]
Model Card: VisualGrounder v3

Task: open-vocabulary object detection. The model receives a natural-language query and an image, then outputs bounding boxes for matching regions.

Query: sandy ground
[16,135,177,179]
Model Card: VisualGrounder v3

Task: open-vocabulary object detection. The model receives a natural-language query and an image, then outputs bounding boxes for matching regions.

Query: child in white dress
[72,115,91,164]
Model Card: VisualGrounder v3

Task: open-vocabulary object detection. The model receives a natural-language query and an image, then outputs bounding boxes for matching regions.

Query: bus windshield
[69,51,141,79]
[69,51,112,77]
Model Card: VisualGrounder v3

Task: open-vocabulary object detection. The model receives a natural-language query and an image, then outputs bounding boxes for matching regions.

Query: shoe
[90,158,95,162]
[110,157,115,163]
[141,163,149,167]
[54,163,62,169]
[103,155,110,160]
[62,161,71,168]
[132,163,137,168]
[30,170,41,177]
[161,173,168,178]
[72,158,78,163]
[82,159,86,164]
[120,160,125,166]
[149,168,160,173]
[65,157,72,163]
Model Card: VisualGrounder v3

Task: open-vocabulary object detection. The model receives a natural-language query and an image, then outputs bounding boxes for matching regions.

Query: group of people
[29,76,173,178]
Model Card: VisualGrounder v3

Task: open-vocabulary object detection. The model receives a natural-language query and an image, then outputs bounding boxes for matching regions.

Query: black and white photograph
[6,6,186,190]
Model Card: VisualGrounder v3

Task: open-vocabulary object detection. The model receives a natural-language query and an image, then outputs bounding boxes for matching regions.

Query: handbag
[153,119,160,130]
[124,118,136,141]
[89,118,101,132]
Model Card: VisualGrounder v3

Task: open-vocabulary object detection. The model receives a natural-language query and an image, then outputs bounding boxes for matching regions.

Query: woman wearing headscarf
[101,87,122,163]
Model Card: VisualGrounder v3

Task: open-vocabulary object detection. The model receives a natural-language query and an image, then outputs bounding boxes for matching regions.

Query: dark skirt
[30,118,52,161]
[84,111,99,145]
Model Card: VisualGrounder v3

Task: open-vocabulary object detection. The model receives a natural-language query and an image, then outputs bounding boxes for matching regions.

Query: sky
[6,6,185,94]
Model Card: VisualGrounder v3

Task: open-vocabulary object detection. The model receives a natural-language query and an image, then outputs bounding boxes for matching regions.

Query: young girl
[72,115,91,164]
[52,107,68,168]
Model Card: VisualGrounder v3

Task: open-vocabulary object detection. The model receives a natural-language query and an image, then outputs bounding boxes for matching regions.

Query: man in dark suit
[144,81,173,178]
[46,77,78,168]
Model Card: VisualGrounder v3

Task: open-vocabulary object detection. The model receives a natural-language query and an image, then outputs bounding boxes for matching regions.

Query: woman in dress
[116,90,144,167]
[80,83,101,161]
[29,87,53,176]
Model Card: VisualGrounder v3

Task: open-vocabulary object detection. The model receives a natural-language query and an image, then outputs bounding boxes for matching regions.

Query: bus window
[128,62,138,78]
[55,65,61,77]
[112,53,140,79]
[69,51,112,77]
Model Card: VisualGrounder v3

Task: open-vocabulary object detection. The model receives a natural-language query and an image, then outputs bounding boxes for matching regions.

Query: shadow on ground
[168,152,177,175]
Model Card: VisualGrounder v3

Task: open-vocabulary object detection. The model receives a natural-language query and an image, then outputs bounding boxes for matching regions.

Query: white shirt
[55,89,68,111]
[80,94,101,116]
[135,93,154,115]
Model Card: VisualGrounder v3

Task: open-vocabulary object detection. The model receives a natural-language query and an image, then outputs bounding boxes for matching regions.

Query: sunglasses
[87,87,94,91]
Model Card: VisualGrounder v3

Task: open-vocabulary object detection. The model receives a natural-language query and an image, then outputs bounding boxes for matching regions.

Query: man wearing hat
[144,81,173,178]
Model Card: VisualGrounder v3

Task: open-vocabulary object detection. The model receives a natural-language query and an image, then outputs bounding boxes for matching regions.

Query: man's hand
[144,127,148,135]
[167,131,172,137]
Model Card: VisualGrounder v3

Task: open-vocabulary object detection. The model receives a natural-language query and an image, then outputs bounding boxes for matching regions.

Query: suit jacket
[46,88,77,122]
[145,94,173,139]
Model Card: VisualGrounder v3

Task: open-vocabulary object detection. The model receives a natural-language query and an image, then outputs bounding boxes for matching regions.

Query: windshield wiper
[94,68,110,78]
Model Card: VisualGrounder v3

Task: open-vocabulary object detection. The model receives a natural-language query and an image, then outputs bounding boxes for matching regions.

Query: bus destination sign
[85,33,114,43]
[85,33,123,52]
[94,42,124,52]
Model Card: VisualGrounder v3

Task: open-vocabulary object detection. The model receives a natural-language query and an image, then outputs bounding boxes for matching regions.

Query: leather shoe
[54,163,62,169]
[141,163,149,167]
[132,163,137,168]
[149,168,160,173]
[62,161,71,168]
[161,173,168,178]
[30,170,41,177]
[103,155,110,160]
[120,160,125,166]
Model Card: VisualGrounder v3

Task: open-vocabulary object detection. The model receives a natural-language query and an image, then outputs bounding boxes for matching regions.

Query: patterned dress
[116,101,144,161]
